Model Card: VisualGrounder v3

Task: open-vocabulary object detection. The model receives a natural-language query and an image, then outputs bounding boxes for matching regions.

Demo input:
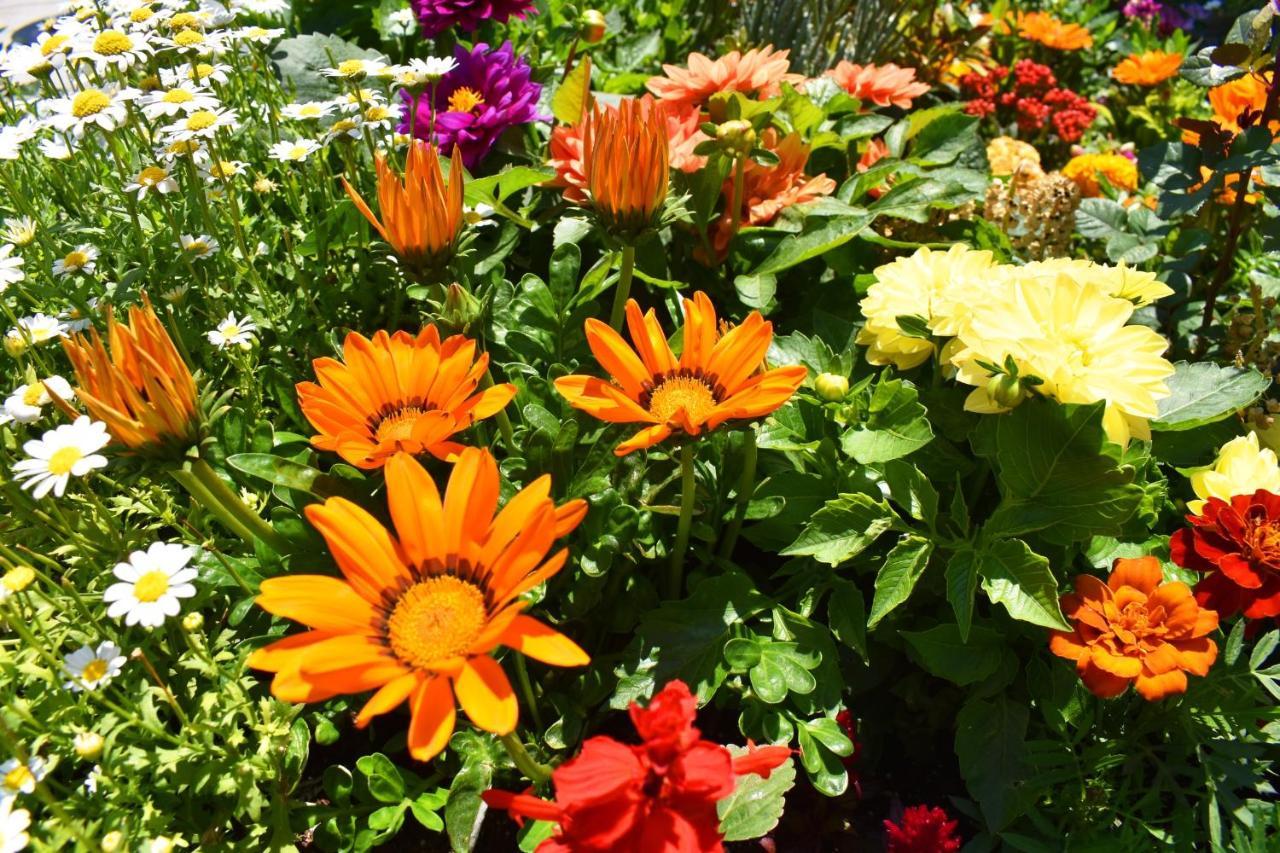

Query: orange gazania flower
[1112,50,1182,86]
[824,61,930,109]
[554,292,807,455]
[581,95,670,237]
[646,45,803,108]
[1017,11,1093,51]
[296,327,515,469]
[60,293,201,457]
[342,141,464,276]
[248,449,589,761]
[1049,557,1219,701]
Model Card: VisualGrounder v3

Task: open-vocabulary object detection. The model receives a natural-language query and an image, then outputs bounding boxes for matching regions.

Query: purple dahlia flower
[411,0,536,38]
[400,42,546,170]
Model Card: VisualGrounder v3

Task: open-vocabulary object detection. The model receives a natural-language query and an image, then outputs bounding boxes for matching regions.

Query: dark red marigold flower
[884,805,962,853]
[1171,490,1280,619]
[483,680,791,852]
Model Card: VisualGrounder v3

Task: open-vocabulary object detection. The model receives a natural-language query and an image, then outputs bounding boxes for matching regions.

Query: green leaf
[282,717,309,793]
[976,539,1069,630]
[901,623,1003,685]
[271,34,386,104]
[1151,361,1271,431]
[718,747,797,842]
[227,453,364,501]
[909,111,979,167]
[552,55,592,124]
[409,791,446,831]
[881,460,939,527]
[780,493,895,566]
[955,695,1029,831]
[752,212,875,275]
[445,750,494,853]
[749,642,819,704]
[356,753,405,804]
[826,579,868,661]
[841,378,934,464]
[867,535,934,630]
[796,720,849,796]
[1075,197,1129,241]
[945,548,979,641]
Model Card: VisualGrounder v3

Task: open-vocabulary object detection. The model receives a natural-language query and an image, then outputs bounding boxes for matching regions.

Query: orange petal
[385,452,447,569]
[554,375,655,424]
[306,498,411,603]
[1135,668,1187,701]
[355,672,422,727]
[584,318,650,398]
[1078,660,1131,698]
[257,576,380,633]
[497,614,591,667]
[1090,645,1142,678]
[1173,636,1218,676]
[614,423,673,455]
[407,676,457,761]
[1048,631,1088,662]
[1108,556,1163,594]
[454,656,518,735]
[443,447,500,559]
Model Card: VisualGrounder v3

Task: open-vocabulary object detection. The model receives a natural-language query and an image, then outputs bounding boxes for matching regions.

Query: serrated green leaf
[718,747,797,842]
[946,548,979,641]
[867,535,934,629]
[977,539,1069,630]
[1152,361,1270,431]
[841,378,934,464]
[780,493,895,566]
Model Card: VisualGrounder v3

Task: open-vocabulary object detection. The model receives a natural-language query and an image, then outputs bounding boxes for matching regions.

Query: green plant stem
[513,652,544,731]
[717,428,757,561]
[727,155,747,239]
[668,444,696,599]
[481,369,517,453]
[498,732,553,785]
[609,245,636,331]
[173,458,290,553]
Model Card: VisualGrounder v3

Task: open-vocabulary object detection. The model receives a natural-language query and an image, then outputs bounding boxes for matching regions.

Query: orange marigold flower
[824,61,930,109]
[646,45,803,108]
[60,293,202,457]
[296,327,515,470]
[1061,152,1139,198]
[555,292,806,455]
[248,449,589,762]
[1112,50,1183,86]
[342,141,464,276]
[1208,72,1273,135]
[582,95,670,237]
[1049,557,1219,701]
[1017,11,1093,50]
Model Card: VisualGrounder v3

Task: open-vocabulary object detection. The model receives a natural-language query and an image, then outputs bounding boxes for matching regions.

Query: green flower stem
[717,427,757,561]
[727,155,747,244]
[513,652,544,731]
[481,369,517,453]
[609,244,636,332]
[173,458,291,553]
[498,731,553,785]
[668,443,696,599]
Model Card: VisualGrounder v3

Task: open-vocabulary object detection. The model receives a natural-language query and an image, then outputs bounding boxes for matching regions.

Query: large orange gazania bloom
[1049,557,1219,701]
[296,327,515,469]
[824,61,930,109]
[342,141,464,276]
[646,45,803,108]
[1112,51,1183,86]
[554,292,807,455]
[59,293,201,457]
[248,449,589,761]
[1016,11,1093,50]
[581,96,670,237]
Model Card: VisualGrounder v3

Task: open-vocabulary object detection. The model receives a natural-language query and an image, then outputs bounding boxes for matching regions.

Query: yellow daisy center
[447,87,485,114]
[168,12,199,29]
[331,119,358,133]
[167,140,201,156]
[174,29,204,47]
[3,766,33,792]
[162,88,193,104]
[138,74,161,91]
[138,166,168,184]
[81,659,109,683]
[21,385,45,406]
[299,104,321,117]
[193,63,215,79]
[47,446,83,476]
[133,570,170,603]
[210,161,237,177]
[63,250,89,268]
[386,576,487,669]
[337,59,366,77]
[71,89,110,118]
[92,30,133,55]
[185,240,208,254]
[40,34,69,56]
[365,105,390,121]
[185,110,218,131]
[648,375,718,424]
[287,145,309,159]
[130,6,154,22]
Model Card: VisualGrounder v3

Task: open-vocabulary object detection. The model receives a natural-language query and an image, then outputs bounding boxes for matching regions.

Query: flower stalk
[717,427,757,560]
[498,732,553,785]
[609,244,636,332]
[172,457,290,553]
[668,443,696,598]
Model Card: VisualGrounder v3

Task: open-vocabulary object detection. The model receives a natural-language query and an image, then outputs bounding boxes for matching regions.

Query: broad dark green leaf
[976,539,1069,630]
[867,535,934,629]
[780,493,896,566]
[901,623,1003,685]
[945,548,979,641]
[955,695,1029,831]
[752,212,875,275]
[1151,361,1270,431]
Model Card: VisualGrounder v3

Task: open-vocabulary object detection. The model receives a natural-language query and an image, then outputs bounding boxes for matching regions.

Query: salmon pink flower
[646,45,802,108]
[824,61,930,109]
[1171,491,1280,620]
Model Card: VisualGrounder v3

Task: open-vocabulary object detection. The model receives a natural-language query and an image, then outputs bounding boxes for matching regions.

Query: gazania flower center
[386,576,487,668]
[448,87,485,114]
[81,659,108,683]
[47,446,83,476]
[4,766,33,791]
[648,375,718,424]
[373,406,429,444]
[133,570,170,603]
[186,110,218,130]
[72,90,111,117]
[93,30,134,55]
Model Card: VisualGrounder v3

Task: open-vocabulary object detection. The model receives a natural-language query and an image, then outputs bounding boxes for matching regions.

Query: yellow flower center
[81,659,109,683]
[22,384,46,406]
[139,74,161,91]
[138,166,168,185]
[2,567,34,592]
[40,34,68,56]
[386,576,487,669]
[71,89,111,118]
[287,145,309,159]
[3,766,33,792]
[331,119,358,134]
[167,140,201,156]
[447,87,485,114]
[130,6,154,22]
[210,161,237,177]
[337,59,366,77]
[364,106,390,121]
[247,27,268,38]
[63,250,89,268]
[92,30,133,56]
[221,324,241,339]
[162,88,193,104]
[373,406,430,445]
[193,63,215,79]
[185,110,218,131]
[298,104,322,117]
[185,240,208,254]
[647,375,718,424]
[174,29,204,47]
[168,12,199,30]
[47,446,83,476]
[133,570,170,603]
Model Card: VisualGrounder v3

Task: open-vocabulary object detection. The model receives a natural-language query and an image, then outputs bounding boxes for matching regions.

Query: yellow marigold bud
[74,731,105,760]
[815,372,850,401]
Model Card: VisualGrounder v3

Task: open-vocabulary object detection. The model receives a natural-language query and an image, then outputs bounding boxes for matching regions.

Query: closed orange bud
[581,95,670,240]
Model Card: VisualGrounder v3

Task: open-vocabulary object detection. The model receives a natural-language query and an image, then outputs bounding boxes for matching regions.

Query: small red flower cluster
[960,60,1097,142]
[885,805,962,853]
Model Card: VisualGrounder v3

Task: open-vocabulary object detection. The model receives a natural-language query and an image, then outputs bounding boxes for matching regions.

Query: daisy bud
[74,731,105,761]
[100,832,124,853]
[4,331,27,358]
[986,373,1027,409]
[815,372,850,401]
[182,612,204,632]
[716,120,756,157]
[580,9,606,43]
[2,566,35,594]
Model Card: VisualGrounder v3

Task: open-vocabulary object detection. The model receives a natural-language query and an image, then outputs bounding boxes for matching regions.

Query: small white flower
[201,158,245,182]
[162,107,238,142]
[141,84,220,119]
[46,87,141,136]
[4,376,73,423]
[0,218,36,248]
[62,642,126,692]
[59,298,99,334]
[72,27,154,71]
[37,138,75,160]
[177,234,219,259]
[384,8,418,37]
[0,796,30,852]
[157,138,210,165]
[336,88,385,113]
[160,62,231,88]
[281,100,335,121]
[103,542,198,628]
[361,102,402,132]
[12,417,110,499]
[118,0,165,30]
[268,137,320,162]
[0,245,24,291]
[325,116,364,142]
[322,58,388,80]
[232,25,283,44]
[12,314,67,346]
[82,765,101,794]
[124,165,178,199]
[0,119,41,161]
[160,284,189,303]
[390,56,457,90]
[0,756,47,803]
[52,244,99,278]
[1,44,59,85]
[207,312,256,349]
[158,27,226,56]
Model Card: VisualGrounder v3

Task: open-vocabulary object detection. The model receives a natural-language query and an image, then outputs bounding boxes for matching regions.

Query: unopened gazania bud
[815,372,850,401]
[580,9,606,43]
[2,565,35,595]
[182,612,204,632]
[100,832,125,853]
[987,373,1027,409]
[74,731,105,761]
[716,120,756,157]
[442,283,484,335]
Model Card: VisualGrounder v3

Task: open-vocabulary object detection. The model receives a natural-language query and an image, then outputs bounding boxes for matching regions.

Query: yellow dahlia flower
[1014,258,1173,307]
[1188,433,1280,514]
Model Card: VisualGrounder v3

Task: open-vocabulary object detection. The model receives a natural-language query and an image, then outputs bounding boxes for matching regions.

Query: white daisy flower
[62,642,126,692]
[141,84,219,119]
[4,376,73,423]
[160,284,189,302]
[157,138,210,165]
[390,56,457,90]
[384,8,417,37]
[336,88,385,113]
[162,107,238,141]
[103,542,198,628]
[1,219,36,248]
[280,100,334,121]
[177,234,219,259]
[0,119,41,161]
[12,417,110,499]
[0,797,30,853]
[1,44,59,85]
[160,62,231,87]
[207,312,256,349]
[0,245,24,291]
[0,756,45,803]
[119,1,165,30]
[59,299,98,334]
[123,165,178,199]
[201,158,245,182]
[232,25,283,44]
[158,27,225,56]
[37,137,74,160]
[321,58,388,80]
[12,314,68,346]
[45,87,141,136]
[31,31,75,67]
[325,116,364,142]
[52,244,98,278]
[71,28,153,71]
[361,102,401,132]
[268,137,320,162]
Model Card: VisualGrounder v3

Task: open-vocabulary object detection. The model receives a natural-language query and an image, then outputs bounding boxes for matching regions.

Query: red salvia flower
[484,680,791,852]
[1170,490,1280,620]
[884,805,962,853]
